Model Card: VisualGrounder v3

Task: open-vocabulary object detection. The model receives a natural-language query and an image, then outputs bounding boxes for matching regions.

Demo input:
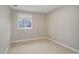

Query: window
[17,14,32,29]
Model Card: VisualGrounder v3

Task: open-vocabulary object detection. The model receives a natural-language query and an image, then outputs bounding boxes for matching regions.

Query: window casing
[17,14,32,29]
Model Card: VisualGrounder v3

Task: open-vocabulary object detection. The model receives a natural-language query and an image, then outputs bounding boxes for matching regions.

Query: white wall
[46,6,79,50]
[11,10,46,41]
[0,6,11,53]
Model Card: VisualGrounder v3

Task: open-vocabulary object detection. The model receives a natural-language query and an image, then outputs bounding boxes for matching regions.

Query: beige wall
[11,10,46,41]
[46,6,79,50]
[11,6,79,51]
[0,6,11,53]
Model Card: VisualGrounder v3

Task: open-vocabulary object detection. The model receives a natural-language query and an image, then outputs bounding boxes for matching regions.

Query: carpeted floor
[8,39,76,54]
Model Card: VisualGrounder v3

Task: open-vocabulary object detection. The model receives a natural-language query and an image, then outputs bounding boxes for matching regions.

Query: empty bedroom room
[0,5,79,54]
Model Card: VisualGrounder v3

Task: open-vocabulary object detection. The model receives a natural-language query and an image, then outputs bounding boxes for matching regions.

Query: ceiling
[10,5,61,13]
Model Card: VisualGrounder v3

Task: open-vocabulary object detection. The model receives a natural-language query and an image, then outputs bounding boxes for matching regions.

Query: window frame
[17,14,32,29]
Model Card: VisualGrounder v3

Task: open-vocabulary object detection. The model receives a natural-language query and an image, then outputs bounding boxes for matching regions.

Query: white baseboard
[11,37,79,53]
[11,37,48,43]
[4,37,47,54]
[48,38,79,53]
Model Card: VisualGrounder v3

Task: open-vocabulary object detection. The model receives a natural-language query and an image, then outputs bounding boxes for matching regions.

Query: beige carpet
[8,39,76,54]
